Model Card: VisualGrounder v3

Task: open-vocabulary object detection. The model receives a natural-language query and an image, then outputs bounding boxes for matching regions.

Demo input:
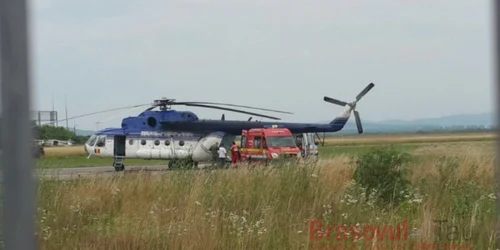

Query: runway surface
[37,165,174,180]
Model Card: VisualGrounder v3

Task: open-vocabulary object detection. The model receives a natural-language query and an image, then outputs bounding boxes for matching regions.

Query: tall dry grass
[36,143,497,249]
[44,146,86,157]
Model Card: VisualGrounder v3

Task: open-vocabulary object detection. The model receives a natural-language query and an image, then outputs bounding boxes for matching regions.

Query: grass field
[34,132,497,249]
[37,132,496,169]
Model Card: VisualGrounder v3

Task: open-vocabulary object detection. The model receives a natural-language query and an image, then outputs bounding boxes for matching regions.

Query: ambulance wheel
[115,164,125,172]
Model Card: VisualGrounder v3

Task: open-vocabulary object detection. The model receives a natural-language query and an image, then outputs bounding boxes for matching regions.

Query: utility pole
[52,94,55,126]
[0,0,38,248]
[494,1,500,249]
[65,93,69,130]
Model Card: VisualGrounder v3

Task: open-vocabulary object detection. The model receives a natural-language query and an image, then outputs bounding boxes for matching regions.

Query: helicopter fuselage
[83,115,346,165]
[81,83,374,171]
[84,128,234,163]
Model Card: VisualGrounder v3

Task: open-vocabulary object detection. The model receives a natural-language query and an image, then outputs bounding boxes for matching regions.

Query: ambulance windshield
[266,136,297,148]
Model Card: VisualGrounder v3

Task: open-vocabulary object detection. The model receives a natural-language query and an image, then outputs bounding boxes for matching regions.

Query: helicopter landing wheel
[168,160,176,169]
[114,164,125,172]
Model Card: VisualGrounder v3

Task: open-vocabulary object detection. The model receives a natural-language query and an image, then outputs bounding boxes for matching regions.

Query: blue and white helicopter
[64,83,374,171]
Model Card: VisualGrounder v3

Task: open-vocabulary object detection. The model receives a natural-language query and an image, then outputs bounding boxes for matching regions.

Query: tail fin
[328,107,352,128]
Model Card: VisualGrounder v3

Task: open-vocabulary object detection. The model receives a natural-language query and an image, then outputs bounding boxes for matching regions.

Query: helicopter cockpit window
[141,140,146,146]
[86,134,97,146]
[179,140,185,146]
[165,140,170,146]
[154,140,160,146]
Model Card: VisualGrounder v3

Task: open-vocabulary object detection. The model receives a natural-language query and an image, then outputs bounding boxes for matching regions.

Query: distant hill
[74,129,95,136]
[319,112,495,135]
[375,112,494,127]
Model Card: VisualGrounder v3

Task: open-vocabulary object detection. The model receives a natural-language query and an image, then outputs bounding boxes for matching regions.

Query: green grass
[319,143,420,157]
[35,142,448,169]
[36,156,167,169]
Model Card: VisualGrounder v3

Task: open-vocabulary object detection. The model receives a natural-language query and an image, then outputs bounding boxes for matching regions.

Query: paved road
[36,165,175,180]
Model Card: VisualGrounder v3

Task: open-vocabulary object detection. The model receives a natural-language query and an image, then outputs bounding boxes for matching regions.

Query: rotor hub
[348,102,357,110]
[152,98,176,111]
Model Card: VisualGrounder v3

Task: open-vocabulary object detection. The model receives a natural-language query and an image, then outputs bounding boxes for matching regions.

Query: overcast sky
[29,0,494,130]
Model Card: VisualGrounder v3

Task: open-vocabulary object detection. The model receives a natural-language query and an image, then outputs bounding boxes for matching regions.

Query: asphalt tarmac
[36,165,173,180]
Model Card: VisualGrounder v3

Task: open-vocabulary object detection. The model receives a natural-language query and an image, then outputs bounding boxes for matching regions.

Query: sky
[28,0,494,131]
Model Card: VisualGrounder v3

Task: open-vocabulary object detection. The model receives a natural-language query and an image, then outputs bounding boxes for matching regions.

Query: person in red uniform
[230,142,240,164]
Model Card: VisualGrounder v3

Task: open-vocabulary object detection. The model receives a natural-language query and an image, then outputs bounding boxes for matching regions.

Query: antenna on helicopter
[323,83,375,134]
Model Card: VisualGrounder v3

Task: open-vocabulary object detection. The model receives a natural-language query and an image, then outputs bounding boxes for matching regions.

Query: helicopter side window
[154,140,160,146]
[179,140,185,146]
[165,140,170,146]
[96,136,106,147]
[129,139,134,145]
[141,140,146,146]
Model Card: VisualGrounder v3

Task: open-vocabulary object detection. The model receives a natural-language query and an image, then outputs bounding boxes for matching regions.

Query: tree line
[33,125,90,144]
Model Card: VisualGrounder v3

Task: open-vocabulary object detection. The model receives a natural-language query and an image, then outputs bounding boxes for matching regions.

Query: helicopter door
[114,135,126,157]
[220,134,235,152]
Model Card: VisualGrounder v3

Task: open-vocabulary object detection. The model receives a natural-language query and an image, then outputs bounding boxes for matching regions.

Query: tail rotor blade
[248,117,252,121]
[324,96,348,106]
[353,110,363,134]
[355,83,375,102]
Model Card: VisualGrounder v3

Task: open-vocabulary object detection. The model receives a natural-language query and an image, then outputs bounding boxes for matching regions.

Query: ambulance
[239,127,301,164]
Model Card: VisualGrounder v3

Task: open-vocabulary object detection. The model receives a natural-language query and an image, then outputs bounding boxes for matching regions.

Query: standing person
[209,142,219,167]
[230,142,240,165]
[218,143,227,168]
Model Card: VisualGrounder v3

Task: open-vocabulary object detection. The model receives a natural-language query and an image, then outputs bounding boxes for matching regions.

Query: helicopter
[56,83,374,171]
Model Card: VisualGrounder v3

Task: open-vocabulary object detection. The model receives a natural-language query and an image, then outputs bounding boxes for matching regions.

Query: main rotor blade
[173,101,293,115]
[353,110,363,134]
[43,103,151,125]
[355,83,375,102]
[323,96,348,106]
[182,103,281,120]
